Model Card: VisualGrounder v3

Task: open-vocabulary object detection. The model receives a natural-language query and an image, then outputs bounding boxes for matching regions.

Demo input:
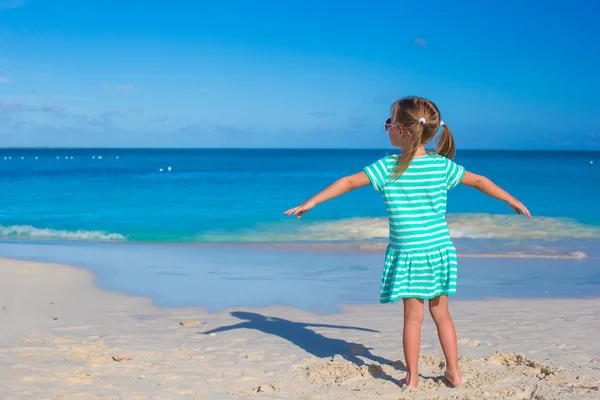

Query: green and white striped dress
[364,154,465,302]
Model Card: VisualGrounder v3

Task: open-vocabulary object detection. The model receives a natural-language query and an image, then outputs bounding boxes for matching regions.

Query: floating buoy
[159,168,164,172]
[21,156,24,160]
[98,156,103,159]
[167,166,172,172]
[56,156,60,159]
[590,161,594,167]
[35,156,38,160]
[70,156,74,160]
[65,156,68,159]
[116,156,119,159]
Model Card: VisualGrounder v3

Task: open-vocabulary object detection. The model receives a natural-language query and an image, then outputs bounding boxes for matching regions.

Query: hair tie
[418,117,426,125]
[440,120,445,127]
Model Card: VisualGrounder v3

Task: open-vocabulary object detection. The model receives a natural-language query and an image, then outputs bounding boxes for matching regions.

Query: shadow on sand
[200,311,408,385]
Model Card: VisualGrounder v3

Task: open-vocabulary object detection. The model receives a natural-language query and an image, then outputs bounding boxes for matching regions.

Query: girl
[284,96,530,389]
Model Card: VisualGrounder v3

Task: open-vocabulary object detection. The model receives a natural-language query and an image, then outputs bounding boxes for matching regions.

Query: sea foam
[197,214,600,243]
[0,224,127,242]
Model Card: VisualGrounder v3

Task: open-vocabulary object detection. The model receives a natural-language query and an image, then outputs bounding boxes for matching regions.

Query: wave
[447,214,600,240]
[0,224,127,242]
[2,213,599,246]
[198,214,600,243]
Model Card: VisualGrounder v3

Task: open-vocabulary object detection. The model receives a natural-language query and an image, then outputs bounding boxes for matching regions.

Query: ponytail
[392,125,424,178]
[436,124,456,160]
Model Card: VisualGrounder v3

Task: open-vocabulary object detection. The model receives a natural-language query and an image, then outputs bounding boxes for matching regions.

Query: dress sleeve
[445,158,465,190]
[363,157,392,192]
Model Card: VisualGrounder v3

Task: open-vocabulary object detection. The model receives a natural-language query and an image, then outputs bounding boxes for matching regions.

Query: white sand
[0,258,599,400]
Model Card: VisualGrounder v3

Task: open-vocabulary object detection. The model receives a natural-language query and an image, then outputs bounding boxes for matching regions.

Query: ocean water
[1,240,598,311]
[1,149,599,257]
[1,149,599,311]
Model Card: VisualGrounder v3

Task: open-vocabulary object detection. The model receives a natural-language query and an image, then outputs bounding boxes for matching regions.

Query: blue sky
[0,0,599,149]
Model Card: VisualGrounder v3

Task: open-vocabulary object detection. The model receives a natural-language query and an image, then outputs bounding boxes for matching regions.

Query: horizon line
[0,147,599,152]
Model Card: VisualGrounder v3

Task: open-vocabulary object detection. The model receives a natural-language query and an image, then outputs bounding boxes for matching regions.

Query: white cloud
[0,76,11,83]
[101,82,135,92]
[100,110,127,120]
[414,38,427,46]
[0,100,127,128]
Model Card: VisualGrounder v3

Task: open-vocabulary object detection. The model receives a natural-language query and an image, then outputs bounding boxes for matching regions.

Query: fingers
[284,207,300,216]
[513,203,532,218]
[515,201,531,218]
[509,199,532,219]
[284,206,306,218]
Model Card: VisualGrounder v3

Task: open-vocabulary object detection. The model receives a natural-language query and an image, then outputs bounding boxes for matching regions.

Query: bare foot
[399,373,419,388]
[443,369,462,387]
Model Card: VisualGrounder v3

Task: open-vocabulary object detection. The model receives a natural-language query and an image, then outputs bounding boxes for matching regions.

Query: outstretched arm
[303,322,379,333]
[284,171,370,218]
[202,322,248,335]
[461,171,531,218]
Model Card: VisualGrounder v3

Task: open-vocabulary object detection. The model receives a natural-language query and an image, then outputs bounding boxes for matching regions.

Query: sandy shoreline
[1,258,599,399]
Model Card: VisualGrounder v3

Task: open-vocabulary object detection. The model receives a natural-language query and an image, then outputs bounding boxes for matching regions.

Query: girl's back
[364,153,464,252]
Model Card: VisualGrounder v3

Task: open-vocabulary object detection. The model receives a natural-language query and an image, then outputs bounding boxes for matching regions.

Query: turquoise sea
[1,149,599,310]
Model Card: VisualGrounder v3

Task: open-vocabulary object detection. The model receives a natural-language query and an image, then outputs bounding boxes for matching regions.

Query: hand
[284,200,316,219]
[506,197,531,218]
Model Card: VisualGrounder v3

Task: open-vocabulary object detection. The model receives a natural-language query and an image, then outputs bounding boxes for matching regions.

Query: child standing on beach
[284,96,531,388]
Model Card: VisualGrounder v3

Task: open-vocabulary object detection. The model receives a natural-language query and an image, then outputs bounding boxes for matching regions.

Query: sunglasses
[384,117,393,131]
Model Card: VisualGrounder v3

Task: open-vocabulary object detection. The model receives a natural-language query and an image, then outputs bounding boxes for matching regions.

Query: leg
[428,295,462,386]
[402,298,424,388]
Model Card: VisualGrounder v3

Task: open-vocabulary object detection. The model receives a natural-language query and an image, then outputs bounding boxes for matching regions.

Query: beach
[1,257,599,400]
[2,0,600,394]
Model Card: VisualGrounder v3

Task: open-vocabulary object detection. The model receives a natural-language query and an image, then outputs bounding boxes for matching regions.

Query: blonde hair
[390,96,456,177]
